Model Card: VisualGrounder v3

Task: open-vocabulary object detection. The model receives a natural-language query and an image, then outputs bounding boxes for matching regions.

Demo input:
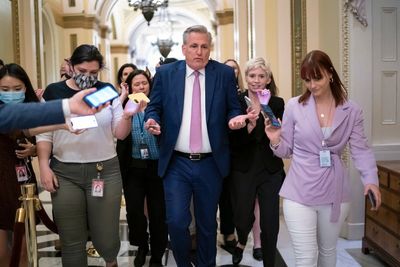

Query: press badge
[92,179,104,197]
[140,144,149,159]
[15,164,29,182]
[319,150,331,167]
[92,162,104,197]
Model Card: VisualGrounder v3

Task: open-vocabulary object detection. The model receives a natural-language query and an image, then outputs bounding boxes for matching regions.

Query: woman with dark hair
[120,70,167,267]
[36,44,141,267]
[116,63,137,99]
[0,63,40,266]
[229,57,285,267]
[116,63,137,193]
[265,50,381,266]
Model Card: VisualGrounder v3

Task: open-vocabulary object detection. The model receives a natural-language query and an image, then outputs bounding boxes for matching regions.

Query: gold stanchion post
[20,183,38,267]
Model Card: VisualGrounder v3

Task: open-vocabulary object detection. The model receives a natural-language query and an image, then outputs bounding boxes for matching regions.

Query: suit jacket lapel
[332,101,350,133]
[303,96,323,139]
[174,62,186,124]
[205,62,216,122]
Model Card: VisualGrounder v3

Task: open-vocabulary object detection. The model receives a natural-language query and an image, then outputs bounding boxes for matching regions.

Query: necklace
[317,98,334,126]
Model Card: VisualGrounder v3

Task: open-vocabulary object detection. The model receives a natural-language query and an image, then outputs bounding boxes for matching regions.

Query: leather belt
[174,151,212,161]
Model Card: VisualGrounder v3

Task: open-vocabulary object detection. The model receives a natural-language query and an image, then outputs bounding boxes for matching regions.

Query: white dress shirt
[174,65,212,153]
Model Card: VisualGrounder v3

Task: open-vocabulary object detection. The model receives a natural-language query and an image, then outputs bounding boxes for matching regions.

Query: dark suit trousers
[122,159,168,260]
[231,168,284,267]
[163,154,223,267]
[218,175,235,236]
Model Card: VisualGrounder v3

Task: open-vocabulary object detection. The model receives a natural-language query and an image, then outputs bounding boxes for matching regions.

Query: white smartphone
[70,115,98,130]
[244,96,252,108]
[83,85,119,108]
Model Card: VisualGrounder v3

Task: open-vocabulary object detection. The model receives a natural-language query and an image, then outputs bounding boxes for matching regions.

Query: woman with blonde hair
[230,57,285,266]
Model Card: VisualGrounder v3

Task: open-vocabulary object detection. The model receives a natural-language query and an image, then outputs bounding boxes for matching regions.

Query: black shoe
[134,246,149,267]
[232,246,244,265]
[224,237,237,249]
[149,257,163,267]
[253,247,263,261]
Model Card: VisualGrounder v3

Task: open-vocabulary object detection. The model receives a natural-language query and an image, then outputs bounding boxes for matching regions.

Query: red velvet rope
[36,202,58,234]
[9,222,25,267]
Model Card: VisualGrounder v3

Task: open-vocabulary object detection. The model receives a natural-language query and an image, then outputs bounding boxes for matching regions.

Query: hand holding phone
[83,85,119,108]
[261,104,281,128]
[70,115,98,130]
[244,96,252,108]
[128,92,150,104]
[257,89,271,105]
[367,189,376,209]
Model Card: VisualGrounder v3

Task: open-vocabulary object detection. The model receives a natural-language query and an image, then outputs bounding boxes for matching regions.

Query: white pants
[283,199,350,267]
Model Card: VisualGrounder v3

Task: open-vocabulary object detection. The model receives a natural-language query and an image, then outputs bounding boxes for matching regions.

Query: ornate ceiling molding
[216,9,233,25]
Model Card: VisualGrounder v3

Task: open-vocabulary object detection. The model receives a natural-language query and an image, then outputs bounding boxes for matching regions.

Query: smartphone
[261,104,281,128]
[367,189,376,208]
[70,115,98,130]
[83,85,119,108]
[128,92,150,103]
[244,96,252,108]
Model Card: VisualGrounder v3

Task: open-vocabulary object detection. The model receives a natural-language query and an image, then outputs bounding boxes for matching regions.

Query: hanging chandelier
[151,6,177,58]
[127,0,169,25]
[153,38,178,58]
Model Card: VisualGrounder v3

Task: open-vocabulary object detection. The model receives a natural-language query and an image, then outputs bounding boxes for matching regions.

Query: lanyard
[136,112,145,142]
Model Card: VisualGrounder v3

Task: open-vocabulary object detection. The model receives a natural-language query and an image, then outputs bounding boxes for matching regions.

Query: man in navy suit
[145,25,254,267]
[0,88,103,132]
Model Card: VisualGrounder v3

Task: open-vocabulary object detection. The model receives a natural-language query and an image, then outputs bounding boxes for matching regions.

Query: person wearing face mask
[36,44,141,267]
[119,70,167,267]
[229,58,285,267]
[0,63,41,267]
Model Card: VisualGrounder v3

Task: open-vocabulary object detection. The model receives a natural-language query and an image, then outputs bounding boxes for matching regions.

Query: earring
[330,77,333,83]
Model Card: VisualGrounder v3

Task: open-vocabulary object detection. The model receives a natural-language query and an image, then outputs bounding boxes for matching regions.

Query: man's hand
[68,88,109,115]
[145,118,161,135]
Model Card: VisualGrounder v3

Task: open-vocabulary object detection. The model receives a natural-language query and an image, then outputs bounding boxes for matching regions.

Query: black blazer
[229,91,284,174]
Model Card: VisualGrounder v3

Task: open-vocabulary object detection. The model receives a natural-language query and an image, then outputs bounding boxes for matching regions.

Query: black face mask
[73,73,98,90]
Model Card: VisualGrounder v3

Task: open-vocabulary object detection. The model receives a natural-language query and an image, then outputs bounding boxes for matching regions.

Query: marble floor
[34,192,388,267]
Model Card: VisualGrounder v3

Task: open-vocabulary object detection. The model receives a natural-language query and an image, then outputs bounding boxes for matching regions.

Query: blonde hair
[245,57,272,78]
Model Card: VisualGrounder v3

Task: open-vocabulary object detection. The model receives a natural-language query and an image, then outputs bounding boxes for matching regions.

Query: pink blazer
[274,95,378,222]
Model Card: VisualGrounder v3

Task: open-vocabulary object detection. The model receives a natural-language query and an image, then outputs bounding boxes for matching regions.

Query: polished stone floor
[35,192,388,267]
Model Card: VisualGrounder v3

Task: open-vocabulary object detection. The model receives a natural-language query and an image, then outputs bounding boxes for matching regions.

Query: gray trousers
[50,156,122,267]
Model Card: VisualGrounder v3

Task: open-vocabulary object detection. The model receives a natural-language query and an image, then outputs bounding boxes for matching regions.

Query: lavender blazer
[274,95,378,222]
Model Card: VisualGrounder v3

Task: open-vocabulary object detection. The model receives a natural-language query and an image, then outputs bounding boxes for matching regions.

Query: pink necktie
[190,71,202,153]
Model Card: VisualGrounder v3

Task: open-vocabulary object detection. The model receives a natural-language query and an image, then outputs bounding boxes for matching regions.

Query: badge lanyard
[15,139,32,183]
[137,113,149,160]
[91,162,104,197]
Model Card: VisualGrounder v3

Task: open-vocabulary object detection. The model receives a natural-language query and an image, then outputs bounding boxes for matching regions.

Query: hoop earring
[330,77,333,83]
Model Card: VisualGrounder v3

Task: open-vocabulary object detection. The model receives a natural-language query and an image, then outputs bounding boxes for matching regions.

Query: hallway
[36,192,387,267]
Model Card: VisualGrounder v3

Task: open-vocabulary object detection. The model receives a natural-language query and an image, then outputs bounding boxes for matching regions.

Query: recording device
[70,115,98,130]
[128,92,150,103]
[367,189,376,208]
[244,96,252,108]
[261,104,281,128]
[83,85,119,108]
[16,138,26,149]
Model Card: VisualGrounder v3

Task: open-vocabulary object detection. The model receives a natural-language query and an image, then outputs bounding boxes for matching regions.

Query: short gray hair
[245,57,271,78]
[182,25,212,45]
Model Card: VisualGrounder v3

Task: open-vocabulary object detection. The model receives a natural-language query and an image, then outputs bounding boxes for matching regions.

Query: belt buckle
[189,153,201,161]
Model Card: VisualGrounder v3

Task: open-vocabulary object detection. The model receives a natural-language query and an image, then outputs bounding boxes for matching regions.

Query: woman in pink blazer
[265,50,381,267]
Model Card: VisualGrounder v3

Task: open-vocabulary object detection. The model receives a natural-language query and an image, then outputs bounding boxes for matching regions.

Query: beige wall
[0,0,14,63]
